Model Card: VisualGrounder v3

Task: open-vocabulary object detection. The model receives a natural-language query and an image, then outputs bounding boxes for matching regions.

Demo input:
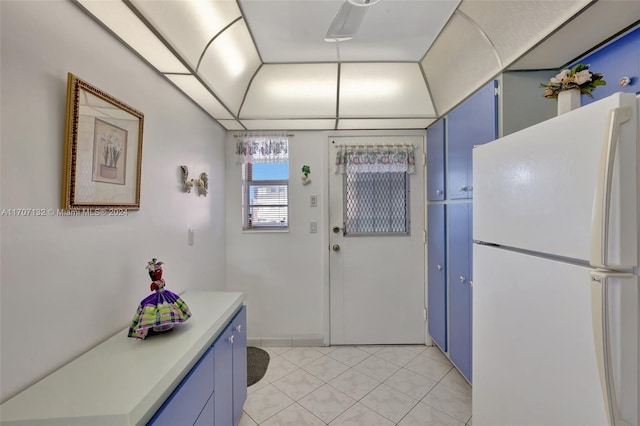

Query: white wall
[225,131,329,344]
[0,1,227,402]
[225,130,427,345]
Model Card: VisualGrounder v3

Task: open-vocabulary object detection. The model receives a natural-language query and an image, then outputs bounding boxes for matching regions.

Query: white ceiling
[240,0,458,63]
[75,0,640,131]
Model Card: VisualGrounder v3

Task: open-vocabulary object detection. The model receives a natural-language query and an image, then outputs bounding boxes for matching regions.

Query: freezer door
[473,93,638,268]
[473,244,612,425]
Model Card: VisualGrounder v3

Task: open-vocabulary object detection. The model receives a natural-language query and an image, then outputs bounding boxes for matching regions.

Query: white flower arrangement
[101,132,122,168]
[540,63,606,99]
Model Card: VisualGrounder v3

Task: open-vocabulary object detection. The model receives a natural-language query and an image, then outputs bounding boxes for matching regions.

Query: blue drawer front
[148,347,215,425]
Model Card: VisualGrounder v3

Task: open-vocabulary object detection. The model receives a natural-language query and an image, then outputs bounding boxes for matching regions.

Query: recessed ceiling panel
[422,11,501,116]
[239,0,460,62]
[459,0,589,68]
[165,74,234,120]
[198,20,262,116]
[241,119,336,130]
[338,118,435,130]
[130,0,242,69]
[76,0,189,73]
[339,63,434,118]
[336,0,460,62]
[241,64,338,119]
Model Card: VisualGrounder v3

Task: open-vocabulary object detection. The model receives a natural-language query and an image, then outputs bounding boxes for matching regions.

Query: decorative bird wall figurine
[180,165,194,193]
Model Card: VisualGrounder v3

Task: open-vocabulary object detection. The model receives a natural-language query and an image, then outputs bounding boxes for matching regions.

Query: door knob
[436,264,443,271]
[459,276,466,283]
[332,244,340,252]
[436,189,443,195]
[333,226,341,233]
[229,334,235,344]
[236,324,242,333]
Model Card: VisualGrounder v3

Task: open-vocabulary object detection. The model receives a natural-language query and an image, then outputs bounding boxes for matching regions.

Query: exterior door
[329,135,426,345]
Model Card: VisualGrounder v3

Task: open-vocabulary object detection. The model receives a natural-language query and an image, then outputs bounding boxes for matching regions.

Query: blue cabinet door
[427,118,446,201]
[148,347,215,426]
[194,392,214,426]
[232,306,247,426]
[214,324,234,426]
[447,81,498,200]
[579,27,640,106]
[448,203,472,382]
[427,204,447,351]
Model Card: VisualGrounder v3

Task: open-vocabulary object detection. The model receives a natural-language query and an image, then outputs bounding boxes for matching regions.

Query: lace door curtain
[335,144,416,174]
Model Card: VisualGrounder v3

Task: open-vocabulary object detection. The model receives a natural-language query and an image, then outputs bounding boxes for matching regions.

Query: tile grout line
[247,346,471,425]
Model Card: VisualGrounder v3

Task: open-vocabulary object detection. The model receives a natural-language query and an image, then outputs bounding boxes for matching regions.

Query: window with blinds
[242,162,289,230]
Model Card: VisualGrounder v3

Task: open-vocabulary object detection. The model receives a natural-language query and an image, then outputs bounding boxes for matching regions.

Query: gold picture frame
[62,73,144,210]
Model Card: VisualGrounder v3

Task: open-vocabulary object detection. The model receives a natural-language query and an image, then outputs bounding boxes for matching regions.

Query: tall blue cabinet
[426,80,497,383]
[447,203,473,381]
[427,203,446,351]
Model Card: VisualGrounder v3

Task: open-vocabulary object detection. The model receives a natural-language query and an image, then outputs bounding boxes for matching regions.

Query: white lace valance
[236,134,289,164]
[335,144,416,174]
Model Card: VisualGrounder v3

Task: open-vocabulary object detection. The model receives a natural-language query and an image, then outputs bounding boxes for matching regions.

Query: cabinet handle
[236,324,242,333]
[619,76,631,87]
[459,276,466,283]
[467,186,473,192]
[436,264,443,271]
[229,334,235,344]
[459,186,467,192]
[436,189,443,195]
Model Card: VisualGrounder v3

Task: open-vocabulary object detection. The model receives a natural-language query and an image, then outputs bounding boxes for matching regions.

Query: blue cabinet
[579,26,640,106]
[448,203,473,382]
[427,118,446,201]
[148,347,215,426]
[214,306,247,426]
[426,81,495,383]
[232,307,247,426]
[149,305,247,426]
[214,324,234,426]
[447,80,498,199]
[427,204,447,351]
[194,393,214,426]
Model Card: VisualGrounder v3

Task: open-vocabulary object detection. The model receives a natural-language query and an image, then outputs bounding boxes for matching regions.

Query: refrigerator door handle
[590,271,634,426]
[590,106,633,269]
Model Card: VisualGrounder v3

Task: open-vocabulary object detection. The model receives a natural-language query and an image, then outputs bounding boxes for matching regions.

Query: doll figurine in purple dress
[128,258,192,339]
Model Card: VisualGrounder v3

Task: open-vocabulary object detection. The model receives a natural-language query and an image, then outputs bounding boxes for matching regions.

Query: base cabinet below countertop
[149,305,247,426]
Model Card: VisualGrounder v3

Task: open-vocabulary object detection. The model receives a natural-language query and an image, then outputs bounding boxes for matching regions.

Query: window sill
[242,228,289,234]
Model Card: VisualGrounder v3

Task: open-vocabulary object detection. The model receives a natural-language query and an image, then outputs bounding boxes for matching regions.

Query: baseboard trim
[247,338,326,347]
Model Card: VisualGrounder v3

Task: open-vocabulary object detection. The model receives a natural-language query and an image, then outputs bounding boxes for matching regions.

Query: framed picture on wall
[61,73,144,210]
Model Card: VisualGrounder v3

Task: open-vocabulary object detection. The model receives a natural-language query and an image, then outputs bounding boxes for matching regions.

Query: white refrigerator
[472,92,639,426]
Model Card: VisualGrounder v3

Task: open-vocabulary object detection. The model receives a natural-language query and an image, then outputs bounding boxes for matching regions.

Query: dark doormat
[247,347,270,387]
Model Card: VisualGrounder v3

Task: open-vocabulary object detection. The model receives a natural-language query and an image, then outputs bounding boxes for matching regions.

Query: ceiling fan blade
[325,1,368,42]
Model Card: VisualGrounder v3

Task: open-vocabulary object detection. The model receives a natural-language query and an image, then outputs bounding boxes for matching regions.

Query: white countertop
[0,291,246,426]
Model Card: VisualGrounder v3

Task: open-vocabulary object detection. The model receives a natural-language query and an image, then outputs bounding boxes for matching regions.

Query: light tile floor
[240,345,472,426]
